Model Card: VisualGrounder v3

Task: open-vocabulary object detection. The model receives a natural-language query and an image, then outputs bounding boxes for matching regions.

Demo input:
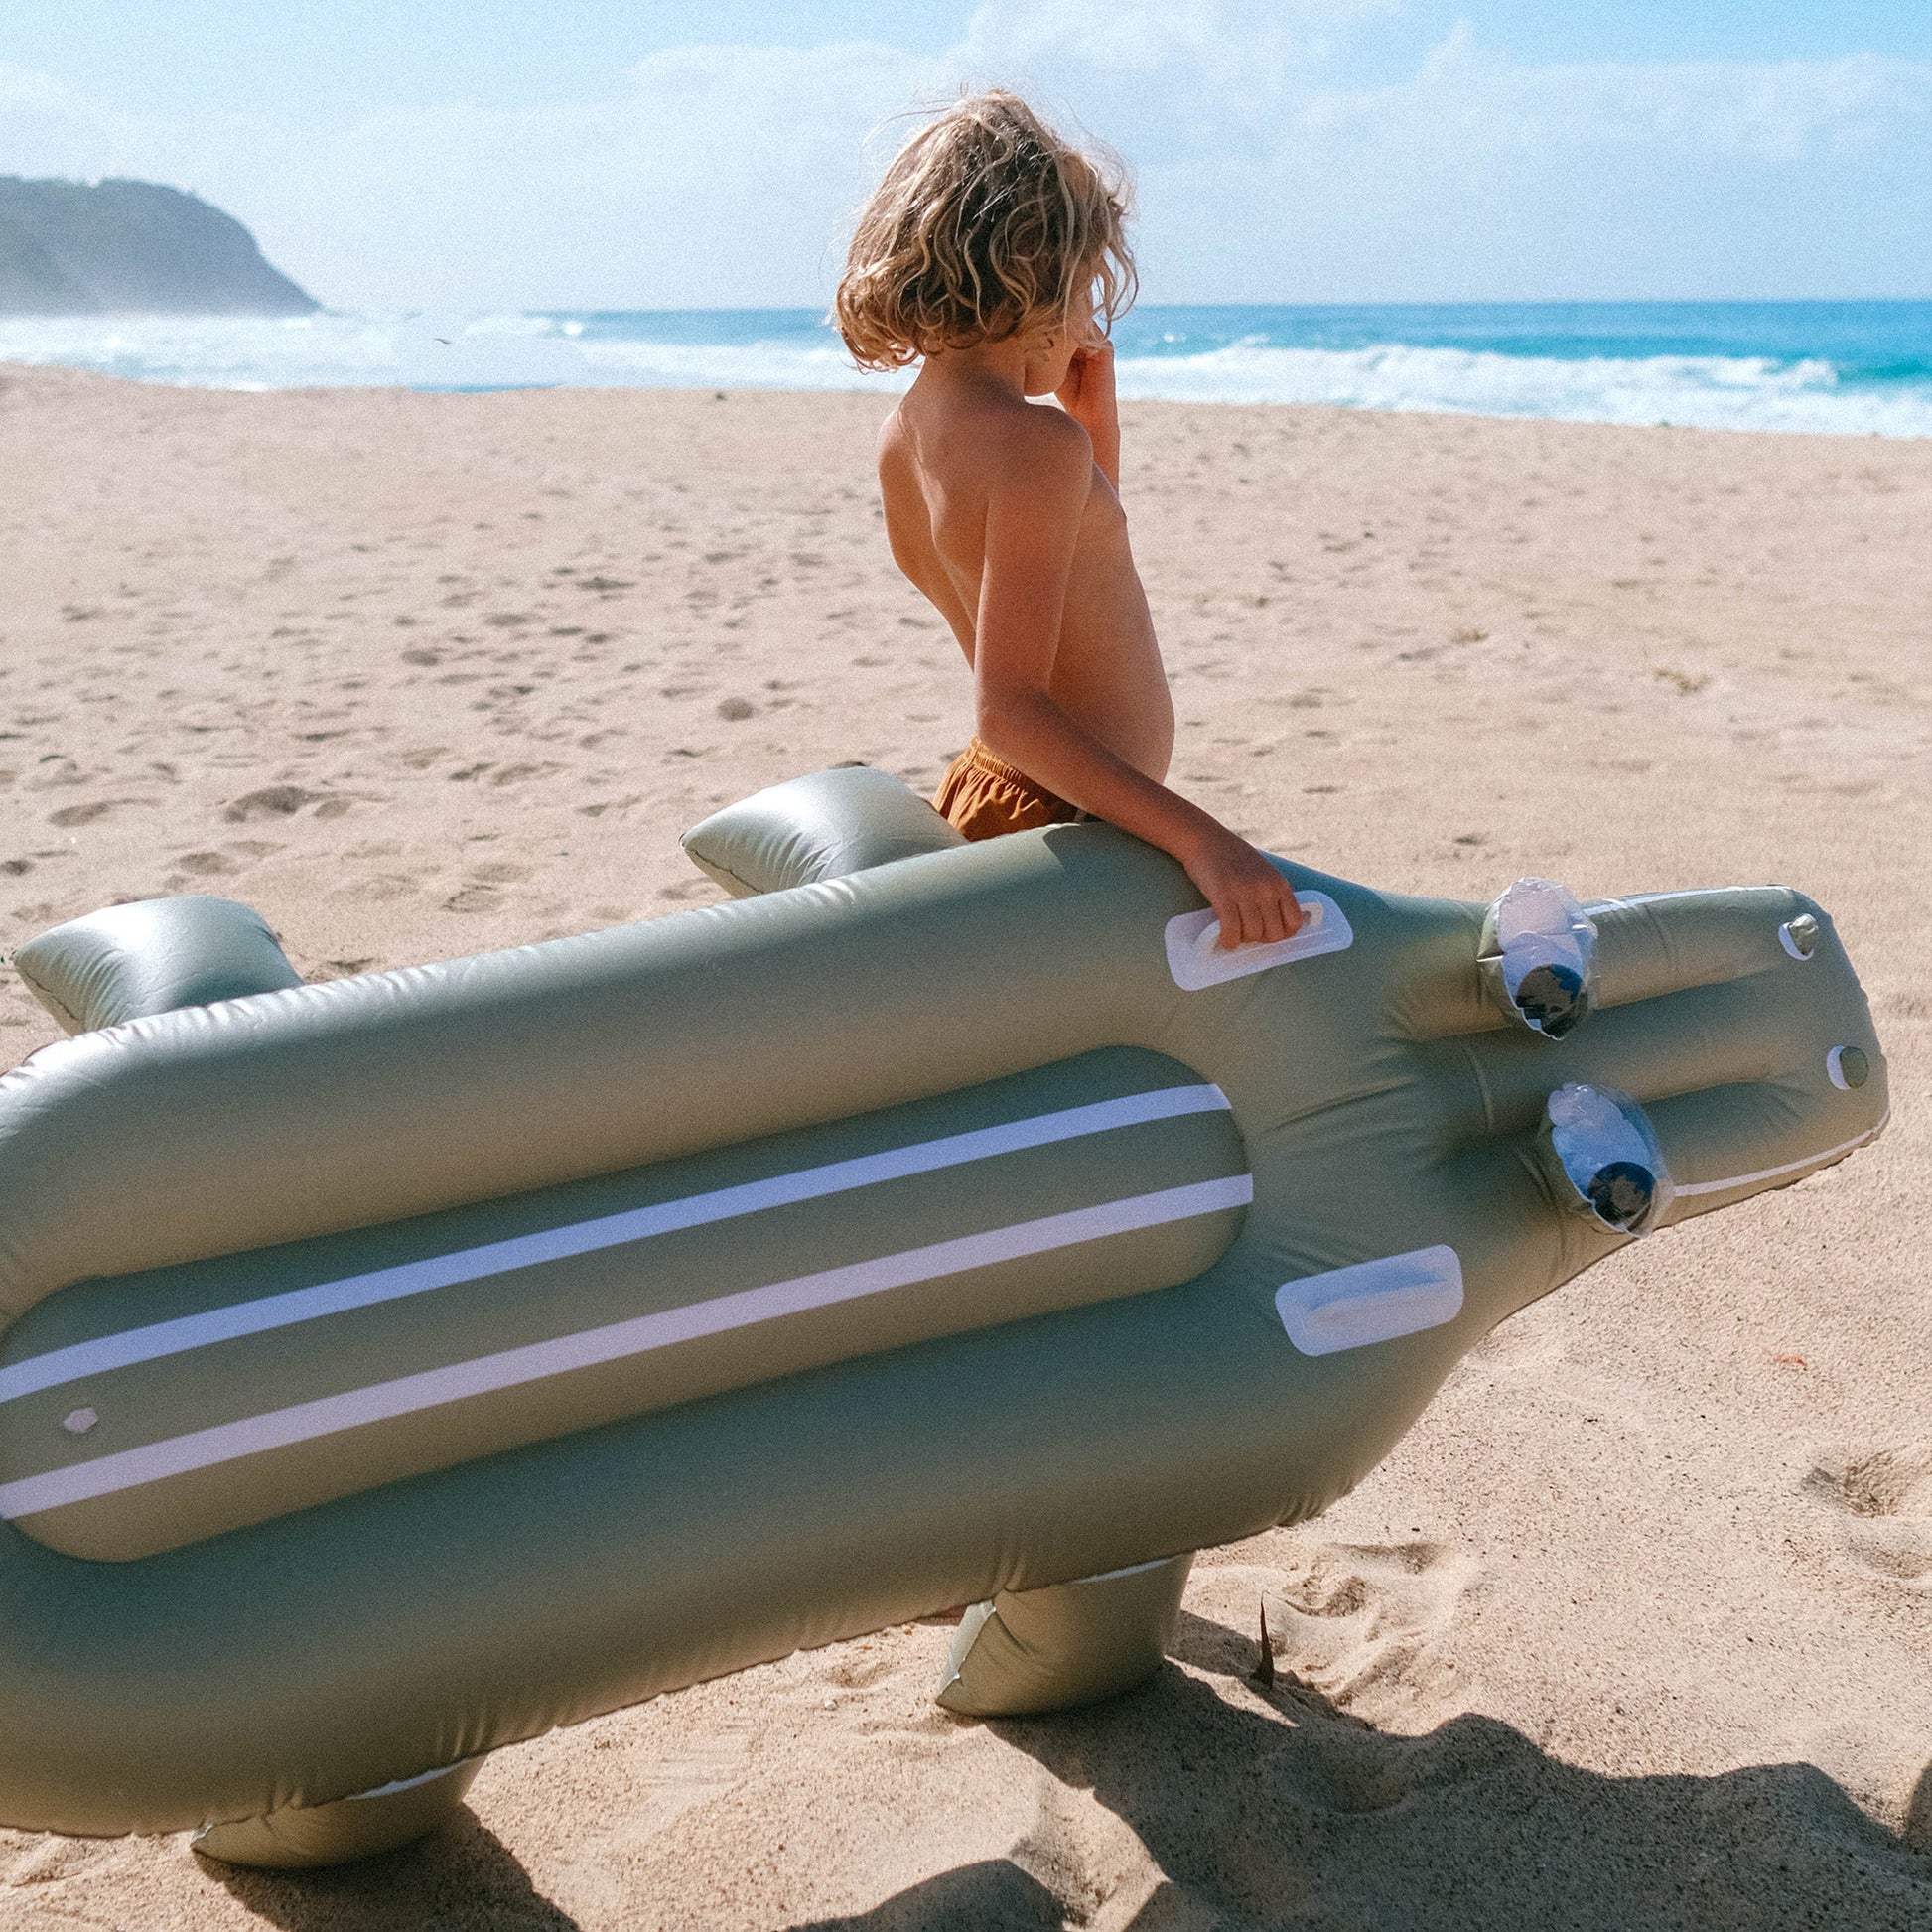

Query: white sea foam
[0,313,907,396]
[573,334,906,394]
[2,311,1926,437]
[1109,340,1932,436]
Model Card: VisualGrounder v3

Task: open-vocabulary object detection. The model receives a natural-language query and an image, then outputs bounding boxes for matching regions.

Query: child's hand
[1054,338,1115,426]
[1054,338,1120,483]
[1181,823,1306,948]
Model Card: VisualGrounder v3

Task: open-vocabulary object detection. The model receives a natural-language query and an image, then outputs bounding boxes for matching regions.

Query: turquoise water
[1115,300,1932,382]
[4,300,1926,436]
[562,299,1932,385]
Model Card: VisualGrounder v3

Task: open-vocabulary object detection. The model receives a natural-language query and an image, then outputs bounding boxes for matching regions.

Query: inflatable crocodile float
[0,764,1886,1865]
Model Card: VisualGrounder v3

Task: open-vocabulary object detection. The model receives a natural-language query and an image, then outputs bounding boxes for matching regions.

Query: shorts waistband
[957,736,1050,791]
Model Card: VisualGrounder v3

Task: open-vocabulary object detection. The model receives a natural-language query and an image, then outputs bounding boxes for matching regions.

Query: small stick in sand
[1253,1602,1276,1688]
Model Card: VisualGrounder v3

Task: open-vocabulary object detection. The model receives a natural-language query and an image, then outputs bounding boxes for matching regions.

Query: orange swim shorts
[933,737,1084,842]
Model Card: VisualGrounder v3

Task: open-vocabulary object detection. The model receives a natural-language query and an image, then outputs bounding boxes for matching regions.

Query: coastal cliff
[0,178,318,316]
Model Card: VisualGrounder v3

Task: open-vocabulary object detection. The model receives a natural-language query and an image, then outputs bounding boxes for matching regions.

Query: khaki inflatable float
[0,765,1887,1866]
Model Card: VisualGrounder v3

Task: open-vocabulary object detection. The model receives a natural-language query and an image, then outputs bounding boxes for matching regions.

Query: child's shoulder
[987,402,1093,511]
[886,390,1090,496]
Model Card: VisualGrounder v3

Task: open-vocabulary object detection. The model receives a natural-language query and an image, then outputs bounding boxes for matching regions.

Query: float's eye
[1585,1161,1655,1234]
[1544,1082,1673,1236]
[1827,1045,1868,1091]
[1481,878,1598,1040]
[1513,962,1587,1038]
[1779,915,1818,960]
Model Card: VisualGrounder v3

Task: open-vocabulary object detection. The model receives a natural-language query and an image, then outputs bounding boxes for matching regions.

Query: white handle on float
[1164,891,1354,991]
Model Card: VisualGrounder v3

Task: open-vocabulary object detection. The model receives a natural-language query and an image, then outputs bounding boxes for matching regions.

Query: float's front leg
[936,1554,1193,1717]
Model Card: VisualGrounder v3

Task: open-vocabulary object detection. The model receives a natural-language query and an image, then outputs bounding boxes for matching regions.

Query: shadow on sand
[792,1607,1930,1932]
[200,1606,1928,1932]
[201,1807,583,1932]
[792,1859,1066,1930]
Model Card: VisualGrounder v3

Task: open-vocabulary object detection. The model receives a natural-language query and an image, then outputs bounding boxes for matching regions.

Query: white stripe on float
[1582,889,1769,914]
[347,1762,479,1803]
[0,1082,1230,1404]
[0,1173,1254,1520]
[1669,1113,1887,1198]
[1083,1556,1180,1583]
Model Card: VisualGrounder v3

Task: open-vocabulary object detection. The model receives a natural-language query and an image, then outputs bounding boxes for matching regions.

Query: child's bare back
[836,91,1302,947]
[878,358,1174,784]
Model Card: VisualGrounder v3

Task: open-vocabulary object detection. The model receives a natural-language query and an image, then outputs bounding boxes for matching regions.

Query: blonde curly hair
[836,91,1136,372]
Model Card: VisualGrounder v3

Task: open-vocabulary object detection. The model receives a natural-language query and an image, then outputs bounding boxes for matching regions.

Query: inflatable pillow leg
[193,1760,483,1870]
[10,896,302,1035]
[681,763,964,897]
[937,1553,1194,1717]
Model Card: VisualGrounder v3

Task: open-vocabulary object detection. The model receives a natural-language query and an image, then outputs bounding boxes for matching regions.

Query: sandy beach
[0,363,1927,1929]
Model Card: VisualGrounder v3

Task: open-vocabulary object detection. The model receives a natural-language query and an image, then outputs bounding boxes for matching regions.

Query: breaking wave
[2,307,1927,437]
[1112,340,1932,436]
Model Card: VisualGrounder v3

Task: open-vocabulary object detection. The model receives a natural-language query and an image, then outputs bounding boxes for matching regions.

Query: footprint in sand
[1783,1714,1932,1849]
[533,1715,755,1865]
[1,1830,114,1887]
[308,957,378,982]
[47,798,153,828]
[1256,1540,1479,1729]
[168,840,285,883]
[1004,1772,1157,1930]
[223,785,328,823]
[26,758,84,791]
[1806,1443,1932,1587]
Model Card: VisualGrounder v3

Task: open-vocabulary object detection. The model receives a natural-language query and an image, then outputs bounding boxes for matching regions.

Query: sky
[1,3,1927,311]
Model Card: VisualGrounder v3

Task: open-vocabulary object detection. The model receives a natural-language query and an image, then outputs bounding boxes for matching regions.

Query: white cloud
[1183,35,1932,300]
[0,44,945,309]
[0,7,1925,309]
[1302,31,1923,164]
[961,0,1388,87]
[270,40,948,309]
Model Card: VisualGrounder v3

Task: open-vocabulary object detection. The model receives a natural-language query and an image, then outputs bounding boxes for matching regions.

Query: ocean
[4,300,1927,438]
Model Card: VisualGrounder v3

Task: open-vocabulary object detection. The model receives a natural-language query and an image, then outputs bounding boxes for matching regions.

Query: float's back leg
[681,764,963,897]
[11,896,301,1034]
[191,1760,483,1870]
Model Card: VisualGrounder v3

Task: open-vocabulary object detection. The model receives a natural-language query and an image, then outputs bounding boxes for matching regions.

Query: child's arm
[971,406,1304,948]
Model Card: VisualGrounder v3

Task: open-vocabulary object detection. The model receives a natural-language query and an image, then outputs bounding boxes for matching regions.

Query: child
[835,91,1303,948]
